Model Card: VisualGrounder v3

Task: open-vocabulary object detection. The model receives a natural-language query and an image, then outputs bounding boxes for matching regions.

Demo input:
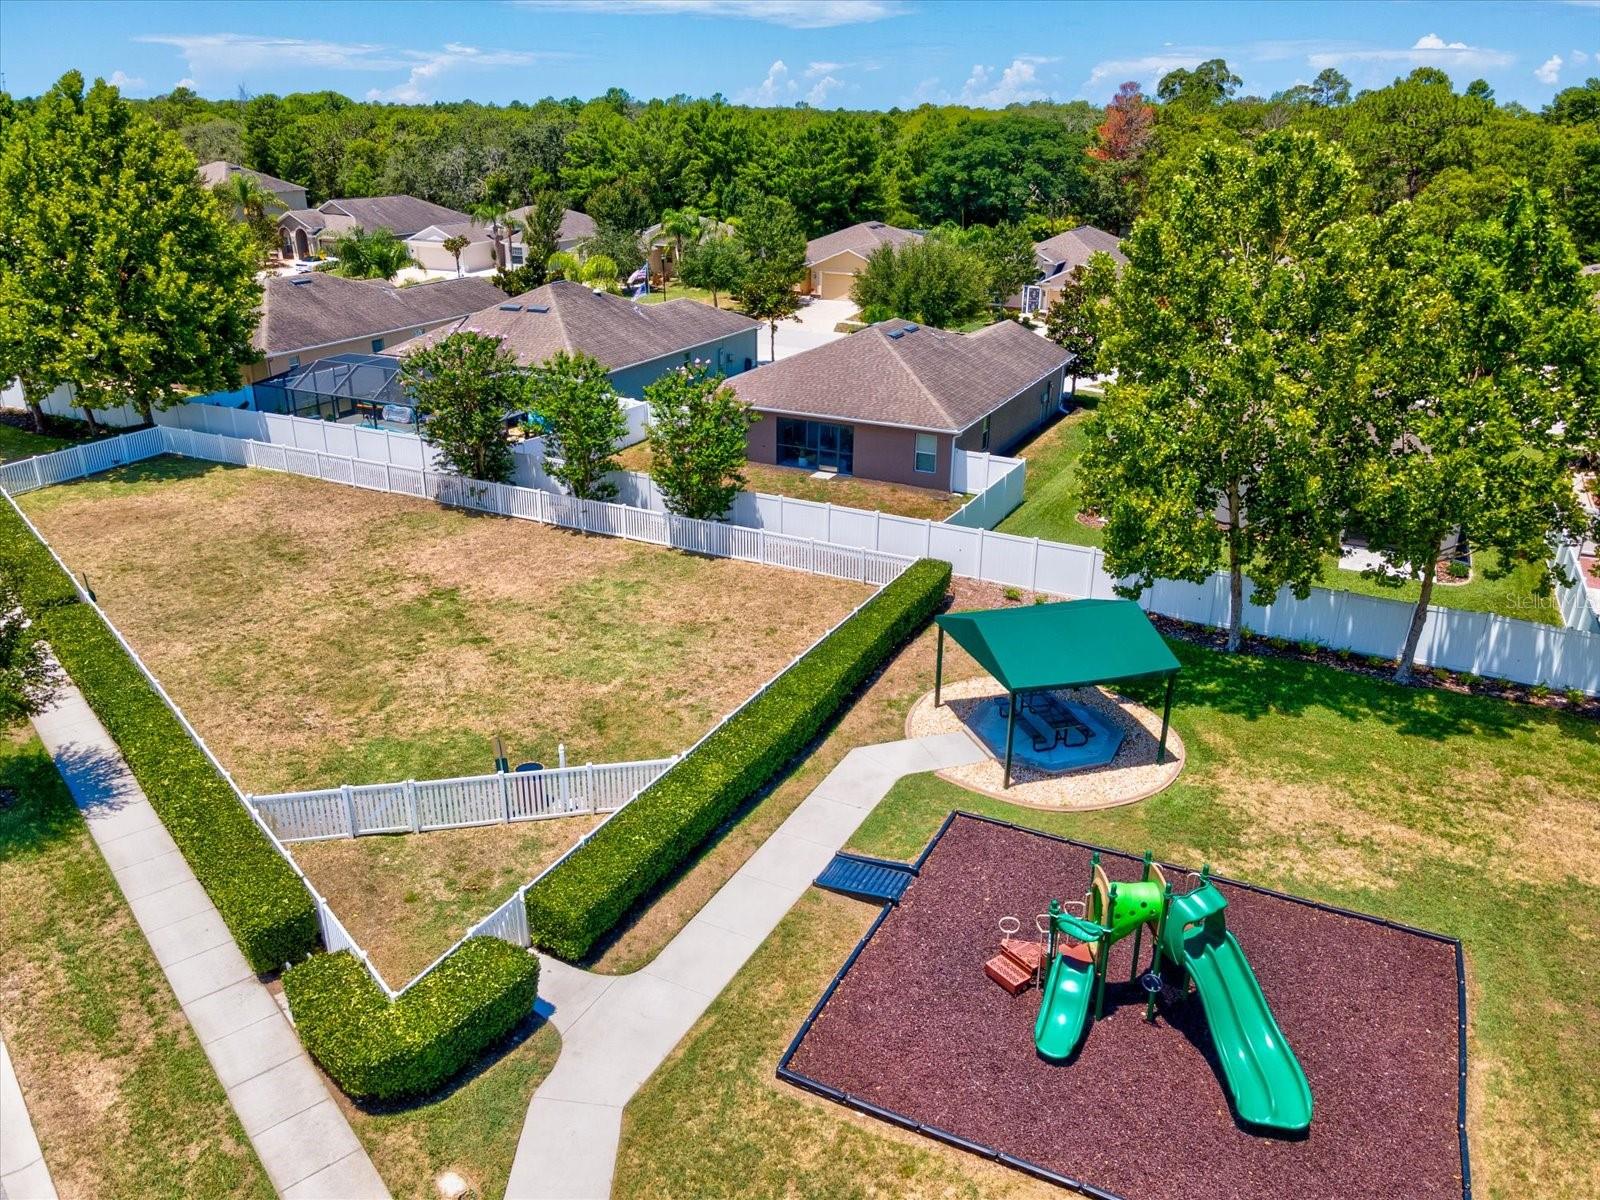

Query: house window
[511,246,526,266]
[914,432,938,474]
[980,416,992,452]
[371,338,385,353]
[777,418,854,474]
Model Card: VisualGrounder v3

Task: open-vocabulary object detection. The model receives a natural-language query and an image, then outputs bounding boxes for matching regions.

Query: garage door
[819,270,856,300]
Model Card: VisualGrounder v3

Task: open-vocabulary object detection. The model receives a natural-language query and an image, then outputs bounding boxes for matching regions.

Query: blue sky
[1,0,1595,109]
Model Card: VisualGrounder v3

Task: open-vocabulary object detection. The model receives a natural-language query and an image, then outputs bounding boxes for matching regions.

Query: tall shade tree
[1081,131,1372,651]
[645,364,756,520]
[0,579,57,724]
[518,190,566,286]
[852,238,990,329]
[679,234,747,309]
[526,350,625,500]
[733,196,807,360]
[0,72,260,426]
[399,332,525,484]
[1351,188,1600,681]
[1044,256,1118,397]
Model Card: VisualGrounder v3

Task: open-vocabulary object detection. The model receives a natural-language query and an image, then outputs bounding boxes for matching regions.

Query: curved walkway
[31,683,389,1200]
[505,732,985,1200]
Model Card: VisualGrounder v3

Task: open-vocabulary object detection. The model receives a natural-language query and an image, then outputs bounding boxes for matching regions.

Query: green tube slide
[1033,950,1095,1062]
[1169,888,1312,1133]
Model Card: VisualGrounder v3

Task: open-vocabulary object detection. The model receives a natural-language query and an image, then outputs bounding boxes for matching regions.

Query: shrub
[1530,683,1551,700]
[0,499,317,970]
[525,557,952,960]
[283,938,539,1101]
[1447,560,1470,580]
[1298,640,1319,656]
[1566,689,1586,706]
[1003,586,1023,602]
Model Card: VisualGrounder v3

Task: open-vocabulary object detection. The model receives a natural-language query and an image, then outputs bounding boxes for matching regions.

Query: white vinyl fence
[0,426,165,493]
[8,422,1599,697]
[1553,540,1599,633]
[250,757,676,843]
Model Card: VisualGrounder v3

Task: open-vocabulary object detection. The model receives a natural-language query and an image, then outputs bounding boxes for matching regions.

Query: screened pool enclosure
[253,354,421,432]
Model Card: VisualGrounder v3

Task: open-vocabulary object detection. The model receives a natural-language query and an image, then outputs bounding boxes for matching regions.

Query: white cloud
[960,55,1056,106]
[1535,54,1564,85]
[740,59,797,104]
[517,0,906,29]
[175,77,198,89]
[1084,51,1216,92]
[807,75,845,105]
[1573,50,1591,65]
[107,70,145,90]
[806,61,848,77]
[138,33,560,101]
[1307,32,1514,71]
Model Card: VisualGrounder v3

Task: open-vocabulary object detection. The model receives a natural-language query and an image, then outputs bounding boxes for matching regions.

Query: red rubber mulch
[785,815,1465,1200]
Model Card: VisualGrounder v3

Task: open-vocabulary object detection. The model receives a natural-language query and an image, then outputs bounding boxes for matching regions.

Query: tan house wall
[747,413,955,489]
[805,249,870,299]
[244,315,460,384]
[954,371,1062,454]
[408,239,499,275]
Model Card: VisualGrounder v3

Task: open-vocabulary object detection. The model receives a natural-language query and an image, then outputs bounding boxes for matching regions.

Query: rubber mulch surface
[787,815,1463,1200]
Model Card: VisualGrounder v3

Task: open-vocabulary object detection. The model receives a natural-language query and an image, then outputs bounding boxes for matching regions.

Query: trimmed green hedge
[282,937,540,1101]
[0,499,318,971]
[524,557,952,960]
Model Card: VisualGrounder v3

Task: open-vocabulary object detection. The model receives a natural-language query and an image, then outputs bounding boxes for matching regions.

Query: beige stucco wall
[747,413,954,489]
[408,239,498,275]
[805,249,869,297]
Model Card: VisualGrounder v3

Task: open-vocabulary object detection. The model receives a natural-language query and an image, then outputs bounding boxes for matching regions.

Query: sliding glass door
[776,418,855,474]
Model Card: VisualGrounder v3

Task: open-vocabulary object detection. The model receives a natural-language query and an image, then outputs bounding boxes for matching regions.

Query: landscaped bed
[16,456,873,793]
[783,814,1464,1200]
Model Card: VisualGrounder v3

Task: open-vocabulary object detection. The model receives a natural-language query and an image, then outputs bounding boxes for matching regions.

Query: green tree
[1044,256,1118,396]
[470,200,516,270]
[1544,77,1600,126]
[733,196,807,359]
[1344,68,1483,205]
[330,226,415,281]
[679,234,747,308]
[657,205,701,294]
[851,238,990,329]
[400,332,524,483]
[546,250,581,281]
[526,350,625,500]
[645,364,756,520]
[518,190,566,285]
[211,170,285,258]
[582,253,620,290]
[1351,189,1600,680]
[0,580,57,724]
[441,233,472,276]
[0,72,260,425]
[1156,59,1243,108]
[1081,131,1372,652]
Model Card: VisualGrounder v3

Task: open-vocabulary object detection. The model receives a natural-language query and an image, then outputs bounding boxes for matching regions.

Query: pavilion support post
[1157,674,1175,764]
[934,626,945,707]
[1004,690,1017,789]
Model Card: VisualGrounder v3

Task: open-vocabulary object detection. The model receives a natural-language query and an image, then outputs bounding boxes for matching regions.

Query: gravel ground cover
[785,814,1464,1200]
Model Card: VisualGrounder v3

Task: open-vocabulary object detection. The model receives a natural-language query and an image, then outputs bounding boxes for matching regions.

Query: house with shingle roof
[803,221,924,299]
[388,279,760,398]
[1015,225,1128,314]
[198,160,307,213]
[246,272,508,382]
[278,195,470,260]
[406,209,598,276]
[730,318,1073,490]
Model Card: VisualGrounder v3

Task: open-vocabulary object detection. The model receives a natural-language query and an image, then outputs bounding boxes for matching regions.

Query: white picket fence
[250,757,676,843]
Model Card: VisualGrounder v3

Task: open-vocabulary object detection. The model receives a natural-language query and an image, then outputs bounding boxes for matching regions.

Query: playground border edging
[775,810,1473,1200]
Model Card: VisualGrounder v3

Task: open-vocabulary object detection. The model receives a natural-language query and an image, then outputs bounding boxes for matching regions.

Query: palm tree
[330,227,415,282]
[582,254,619,292]
[657,206,700,295]
[212,171,285,259]
[470,202,514,271]
[546,250,581,281]
[442,233,472,277]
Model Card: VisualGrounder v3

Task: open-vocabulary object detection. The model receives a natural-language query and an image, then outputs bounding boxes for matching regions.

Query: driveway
[764,297,857,362]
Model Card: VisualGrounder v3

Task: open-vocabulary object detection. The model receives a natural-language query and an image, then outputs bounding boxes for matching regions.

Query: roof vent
[886,329,905,340]
[498,303,523,312]
[526,304,550,314]
[903,323,919,333]
[290,277,313,286]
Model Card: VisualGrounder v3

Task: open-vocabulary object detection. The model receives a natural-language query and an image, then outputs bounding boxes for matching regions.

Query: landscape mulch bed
[782,814,1467,1200]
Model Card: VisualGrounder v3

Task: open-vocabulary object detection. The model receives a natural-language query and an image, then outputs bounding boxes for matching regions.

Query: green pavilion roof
[935,599,1180,693]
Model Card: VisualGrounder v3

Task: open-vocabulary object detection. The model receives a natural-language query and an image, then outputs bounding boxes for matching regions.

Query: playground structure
[998,850,1313,1135]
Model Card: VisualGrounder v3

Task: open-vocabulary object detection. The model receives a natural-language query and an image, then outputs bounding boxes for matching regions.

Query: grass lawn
[0,725,272,1199]
[614,442,970,522]
[615,635,1600,1200]
[292,814,601,986]
[1000,403,1568,626]
[0,420,71,463]
[337,1017,560,1200]
[18,457,871,794]
[634,284,731,308]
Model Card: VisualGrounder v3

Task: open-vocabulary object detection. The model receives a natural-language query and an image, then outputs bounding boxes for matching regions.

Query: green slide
[1034,950,1095,1061]
[1167,888,1313,1133]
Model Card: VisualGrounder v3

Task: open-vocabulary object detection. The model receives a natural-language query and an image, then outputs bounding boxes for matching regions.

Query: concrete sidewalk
[505,732,984,1200]
[31,684,389,1200]
[1,1031,57,1200]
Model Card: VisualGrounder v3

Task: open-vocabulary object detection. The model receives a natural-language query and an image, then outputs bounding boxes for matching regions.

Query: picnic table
[1001,692,1093,753]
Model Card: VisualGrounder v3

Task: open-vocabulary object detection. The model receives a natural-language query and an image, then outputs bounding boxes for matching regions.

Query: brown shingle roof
[278,195,469,239]
[805,221,922,266]
[197,160,304,197]
[729,319,1073,434]
[253,274,508,357]
[1033,225,1127,278]
[506,207,598,243]
[389,280,758,371]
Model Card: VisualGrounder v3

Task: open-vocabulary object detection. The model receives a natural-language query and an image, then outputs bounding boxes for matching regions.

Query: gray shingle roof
[728,319,1073,434]
[805,221,922,266]
[388,279,758,371]
[506,207,598,243]
[1033,225,1127,279]
[253,274,508,356]
[198,160,304,196]
[278,195,469,239]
